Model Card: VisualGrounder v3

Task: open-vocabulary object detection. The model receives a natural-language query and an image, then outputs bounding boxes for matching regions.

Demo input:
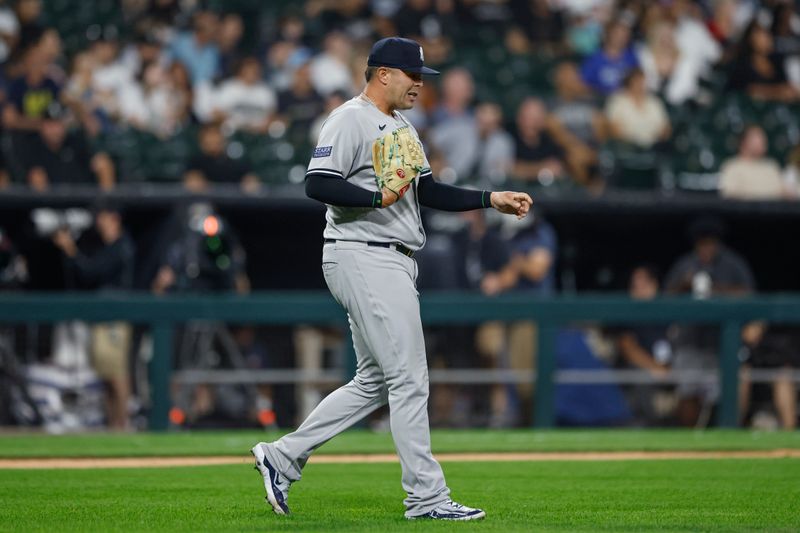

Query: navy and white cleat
[407,500,486,521]
[251,442,291,515]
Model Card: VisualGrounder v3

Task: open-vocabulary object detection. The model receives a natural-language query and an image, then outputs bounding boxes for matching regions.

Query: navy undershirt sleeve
[305,172,492,211]
[416,174,491,211]
[305,173,381,208]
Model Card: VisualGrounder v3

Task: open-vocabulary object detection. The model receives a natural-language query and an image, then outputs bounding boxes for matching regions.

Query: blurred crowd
[1,0,799,431]
[0,0,796,195]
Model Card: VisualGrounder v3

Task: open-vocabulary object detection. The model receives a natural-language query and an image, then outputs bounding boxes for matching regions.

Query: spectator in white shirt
[119,62,185,137]
[212,57,277,134]
[606,68,671,149]
[308,31,353,97]
[719,125,795,200]
[637,20,704,105]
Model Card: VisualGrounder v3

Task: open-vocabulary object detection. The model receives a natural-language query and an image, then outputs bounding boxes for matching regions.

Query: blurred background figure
[52,201,135,429]
[166,10,220,86]
[211,56,277,135]
[512,97,566,185]
[637,19,704,105]
[613,265,675,426]
[664,217,755,427]
[472,102,514,187]
[308,31,352,97]
[15,103,115,190]
[580,19,638,96]
[429,67,479,184]
[718,125,793,200]
[727,19,800,102]
[739,322,798,430]
[606,68,671,150]
[547,61,607,188]
[183,124,260,193]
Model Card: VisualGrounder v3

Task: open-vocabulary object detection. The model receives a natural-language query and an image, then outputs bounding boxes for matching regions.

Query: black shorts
[749,329,800,368]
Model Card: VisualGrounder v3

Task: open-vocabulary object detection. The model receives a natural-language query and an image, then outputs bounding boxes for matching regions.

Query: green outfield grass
[1,459,799,532]
[0,429,798,458]
[2,430,799,531]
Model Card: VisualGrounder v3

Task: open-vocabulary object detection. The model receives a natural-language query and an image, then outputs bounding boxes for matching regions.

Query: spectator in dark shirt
[580,19,639,95]
[477,210,558,426]
[512,97,566,184]
[53,203,135,291]
[3,47,61,132]
[394,0,451,39]
[17,104,116,190]
[452,209,511,293]
[52,201,135,429]
[617,265,672,377]
[510,0,566,53]
[183,123,260,193]
[614,265,674,425]
[479,210,558,297]
[547,61,607,187]
[277,62,325,145]
[727,19,800,102]
[664,216,755,427]
[429,209,514,427]
[740,322,799,430]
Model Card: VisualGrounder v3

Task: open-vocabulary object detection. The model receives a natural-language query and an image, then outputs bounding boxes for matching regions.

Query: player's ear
[378,67,391,86]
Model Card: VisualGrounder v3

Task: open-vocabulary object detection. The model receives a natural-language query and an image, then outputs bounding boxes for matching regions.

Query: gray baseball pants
[263,240,450,517]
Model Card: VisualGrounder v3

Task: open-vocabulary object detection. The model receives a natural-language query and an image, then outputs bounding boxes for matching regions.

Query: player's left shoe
[407,500,486,521]
[251,442,291,515]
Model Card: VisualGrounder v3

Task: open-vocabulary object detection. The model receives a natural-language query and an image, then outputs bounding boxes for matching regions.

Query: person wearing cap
[251,37,533,521]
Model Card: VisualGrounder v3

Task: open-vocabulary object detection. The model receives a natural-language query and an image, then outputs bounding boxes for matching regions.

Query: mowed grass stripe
[1,460,798,532]
[1,429,799,458]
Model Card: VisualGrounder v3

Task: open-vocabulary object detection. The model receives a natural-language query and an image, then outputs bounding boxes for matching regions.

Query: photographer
[52,202,135,429]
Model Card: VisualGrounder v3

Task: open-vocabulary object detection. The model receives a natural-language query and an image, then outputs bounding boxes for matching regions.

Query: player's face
[389,69,423,110]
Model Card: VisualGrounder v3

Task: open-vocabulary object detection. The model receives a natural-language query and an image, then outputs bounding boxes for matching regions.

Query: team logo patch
[312,146,333,158]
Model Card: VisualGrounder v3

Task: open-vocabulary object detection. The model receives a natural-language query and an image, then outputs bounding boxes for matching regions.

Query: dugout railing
[1,292,799,430]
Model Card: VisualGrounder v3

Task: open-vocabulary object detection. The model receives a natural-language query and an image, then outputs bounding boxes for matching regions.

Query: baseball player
[251,37,532,521]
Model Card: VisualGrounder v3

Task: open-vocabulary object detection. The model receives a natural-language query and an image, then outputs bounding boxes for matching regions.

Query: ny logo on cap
[419,46,424,61]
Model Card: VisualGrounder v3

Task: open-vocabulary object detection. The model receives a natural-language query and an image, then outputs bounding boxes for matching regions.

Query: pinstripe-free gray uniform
[261,95,451,517]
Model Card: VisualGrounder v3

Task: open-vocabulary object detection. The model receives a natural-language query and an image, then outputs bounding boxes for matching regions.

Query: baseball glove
[372,126,426,200]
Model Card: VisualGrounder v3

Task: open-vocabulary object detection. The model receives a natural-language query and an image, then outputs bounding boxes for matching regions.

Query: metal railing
[2,292,799,429]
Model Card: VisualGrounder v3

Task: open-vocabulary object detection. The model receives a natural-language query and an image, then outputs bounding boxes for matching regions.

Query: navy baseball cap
[368,37,440,75]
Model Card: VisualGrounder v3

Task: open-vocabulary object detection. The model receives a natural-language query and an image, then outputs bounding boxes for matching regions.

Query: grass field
[1,429,799,457]
[1,430,799,532]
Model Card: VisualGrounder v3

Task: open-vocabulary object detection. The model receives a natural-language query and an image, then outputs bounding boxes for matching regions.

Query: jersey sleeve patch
[313,145,333,158]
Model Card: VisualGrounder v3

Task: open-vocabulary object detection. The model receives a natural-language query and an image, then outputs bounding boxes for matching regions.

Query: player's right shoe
[251,442,291,515]
[407,500,486,521]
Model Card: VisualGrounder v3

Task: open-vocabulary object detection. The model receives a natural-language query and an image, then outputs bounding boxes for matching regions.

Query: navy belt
[324,238,414,258]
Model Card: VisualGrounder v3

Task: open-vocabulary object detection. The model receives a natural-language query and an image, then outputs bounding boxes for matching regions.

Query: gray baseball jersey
[261,95,452,519]
[306,96,431,250]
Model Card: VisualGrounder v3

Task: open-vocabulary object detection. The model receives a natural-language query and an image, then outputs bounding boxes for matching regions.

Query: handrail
[3,291,799,429]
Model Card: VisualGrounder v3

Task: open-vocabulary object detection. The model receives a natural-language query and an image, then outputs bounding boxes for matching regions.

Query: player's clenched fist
[489,191,533,219]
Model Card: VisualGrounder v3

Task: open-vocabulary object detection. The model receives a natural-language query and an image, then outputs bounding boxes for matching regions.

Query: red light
[203,215,220,236]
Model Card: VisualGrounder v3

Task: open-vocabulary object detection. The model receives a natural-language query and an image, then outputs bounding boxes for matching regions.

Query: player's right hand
[380,187,404,208]
[490,191,533,219]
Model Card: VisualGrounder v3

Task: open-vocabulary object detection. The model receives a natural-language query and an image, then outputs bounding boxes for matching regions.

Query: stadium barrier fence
[1,292,799,430]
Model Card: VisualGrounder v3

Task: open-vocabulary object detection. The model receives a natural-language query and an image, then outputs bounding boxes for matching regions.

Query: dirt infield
[1,449,799,469]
